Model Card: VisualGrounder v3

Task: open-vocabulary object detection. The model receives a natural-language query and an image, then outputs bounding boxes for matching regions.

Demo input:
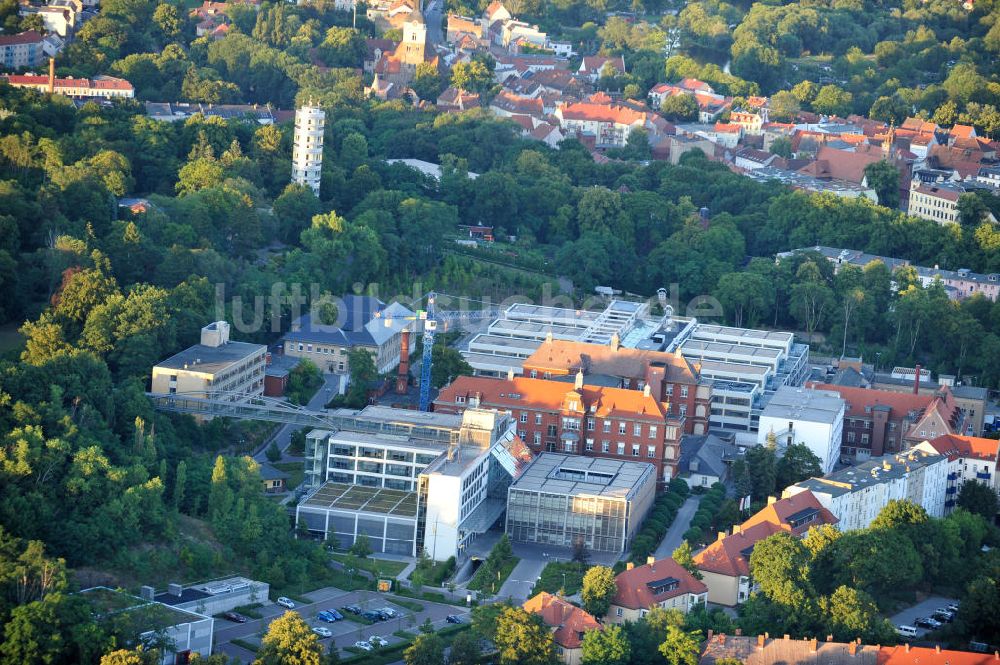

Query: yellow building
[151,322,266,399]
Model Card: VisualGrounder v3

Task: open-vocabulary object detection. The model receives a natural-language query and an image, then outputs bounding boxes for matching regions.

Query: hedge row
[682,483,728,545]
[630,478,691,563]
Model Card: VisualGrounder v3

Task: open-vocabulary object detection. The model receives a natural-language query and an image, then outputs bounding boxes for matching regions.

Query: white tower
[291,104,325,196]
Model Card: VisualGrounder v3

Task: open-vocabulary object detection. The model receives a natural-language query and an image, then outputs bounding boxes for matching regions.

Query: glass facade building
[505,453,656,553]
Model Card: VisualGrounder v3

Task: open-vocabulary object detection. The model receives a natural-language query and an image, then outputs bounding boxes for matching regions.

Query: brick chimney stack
[914,364,922,394]
[848,642,857,656]
[810,638,818,653]
[48,58,55,93]
[396,329,410,394]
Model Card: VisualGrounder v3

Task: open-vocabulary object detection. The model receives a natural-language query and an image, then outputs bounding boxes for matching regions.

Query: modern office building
[297,407,532,560]
[505,453,656,553]
[757,386,846,473]
[784,448,949,531]
[150,321,266,400]
[291,104,324,195]
[435,374,685,484]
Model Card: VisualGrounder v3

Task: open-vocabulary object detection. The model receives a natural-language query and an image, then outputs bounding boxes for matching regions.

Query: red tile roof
[523,593,601,649]
[714,122,741,134]
[913,183,961,202]
[693,522,780,577]
[558,100,648,126]
[922,434,999,463]
[878,646,1000,665]
[2,74,134,91]
[435,375,671,421]
[740,491,838,536]
[798,145,881,184]
[679,78,713,93]
[0,30,42,46]
[948,124,975,140]
[612,557,707,610]
[523,339,699,383]
[805,383,934,421]
[581,55,624,74]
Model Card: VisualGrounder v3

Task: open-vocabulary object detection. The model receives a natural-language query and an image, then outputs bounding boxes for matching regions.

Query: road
[252,373,342,464]
[496,558,546,603]
[213,587,470,662]
[654,496,699,559]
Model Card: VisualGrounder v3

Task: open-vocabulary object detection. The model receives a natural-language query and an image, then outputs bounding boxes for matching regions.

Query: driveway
[654,496,699,559]
[496,558,547,603]
[889,595,959,640]
[213,587,470,663]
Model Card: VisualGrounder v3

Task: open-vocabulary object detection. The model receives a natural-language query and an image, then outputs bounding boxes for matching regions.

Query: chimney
[396,329,410,394]
[643,384,651,398]
[626,562,634,570]
[610,333,620,352]
[139,585,155,602]
[733,524,741,534]
[168,583,183,597]
[718,634,726,645]
[905,645,910,653]
[707,630,714,642]
[735,629,742,637]
[810,638,818,653]
[717,531,726,542]
[48,57,55,93]
[646,555,656,566]
[848,642,857,656]
[757,635,766,649]
[575,370,584,390]
[507,367,515,381]
[767,496,778,505]
[784,635,790,641]
[827,635,833,642]
[913,364,921,394]
[936,646,941,654]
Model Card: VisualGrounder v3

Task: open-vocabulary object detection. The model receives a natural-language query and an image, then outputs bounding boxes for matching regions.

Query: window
[564,441,574,453]
[530,370,537,378]
[649,425,657,439]
[603,421,611,433]
[587,418,595,431]
[617,442,625,455]
[680,386,688,398]
[533,432,541,445]
[456,396,465,404]
[665,385,673,397]
[632,444,639,457]
[847,431,856,443]
[861,434,870,445]
[586,439,594,451]
[633,423,642,437]
[619,422,627,435]
[535,413,542,425]
[647,445,656,458]
[547,425,557,437]
[602,441,610,453]
[520,412,527,423]
[679,404,687,417]
[616,608,623,617]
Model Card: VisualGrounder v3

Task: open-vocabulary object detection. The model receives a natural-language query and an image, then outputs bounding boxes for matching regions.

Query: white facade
[758,387,845,474]
[784,449,948,531]
[292,105,325,196]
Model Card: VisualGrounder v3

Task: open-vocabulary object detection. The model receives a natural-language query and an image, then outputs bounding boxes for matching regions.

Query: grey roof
[155,340,264,375]
[283,296,414,348]
[952,385,988,400]
[761,386,845,425]
[829,366,870,388]
[793,449,946,498]
[678,434,738,479]
[509,453,654,500]
[258,464,289,481]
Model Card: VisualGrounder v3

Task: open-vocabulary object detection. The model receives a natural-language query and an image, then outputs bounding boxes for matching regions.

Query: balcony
[946,486,957,495]
[977,471,992,480]
[945,499,955,508]
[947,472,958,481]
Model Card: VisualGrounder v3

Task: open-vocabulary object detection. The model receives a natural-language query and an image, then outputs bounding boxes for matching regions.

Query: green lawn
[467,556,519,594]
[330,553,408,578]
[531,562,586,596]
[273,461,304,489]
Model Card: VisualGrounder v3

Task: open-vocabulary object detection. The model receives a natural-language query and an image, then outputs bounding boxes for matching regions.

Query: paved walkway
[654,496,700,559]
[496,558,546,603]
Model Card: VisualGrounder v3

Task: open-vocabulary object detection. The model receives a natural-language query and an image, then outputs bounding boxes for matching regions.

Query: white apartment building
[783,448,949,531]
[758,386,845,474]
[914,434,999,513]
[297,407,529,560]
[291,104,325,196]
[0,31,43,69]
[150,322,266,400]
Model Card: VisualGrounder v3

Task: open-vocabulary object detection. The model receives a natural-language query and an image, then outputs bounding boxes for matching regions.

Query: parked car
[353,641,374,651]
[362,610,383,621]
[343,605,362,615]
[327,609,344,620]
[317,611,337,623]
[446,615,463,624]
[370,636,389,647]
[896,625,918,638]
[276,597,295,609]
[374,610,392,620]
[312,626,332,638]
[933,610,955,622]
[915,617,941,629]
[947,603,960,613]
[223,612,249,623]
[377,607,399,618]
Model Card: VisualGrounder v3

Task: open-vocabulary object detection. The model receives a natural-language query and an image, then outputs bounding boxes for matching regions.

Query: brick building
[521,338,712,435]
[806,383,965,460]
[435,374,684,484]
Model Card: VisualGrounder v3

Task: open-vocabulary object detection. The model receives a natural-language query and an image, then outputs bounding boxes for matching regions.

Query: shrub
[683,527,703,544]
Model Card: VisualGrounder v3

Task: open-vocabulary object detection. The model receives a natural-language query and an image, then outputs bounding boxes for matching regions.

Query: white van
[897,625,919,638]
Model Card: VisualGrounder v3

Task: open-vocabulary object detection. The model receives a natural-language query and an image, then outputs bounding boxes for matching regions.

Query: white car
[312,626,332,638]
[353,641,374,651]
[276,597,295,609]
[370,636,389,648]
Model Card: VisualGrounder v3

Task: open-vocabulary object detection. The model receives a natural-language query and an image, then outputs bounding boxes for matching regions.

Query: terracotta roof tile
[922,434,999,462]
[612,557,707,609]
[523,593,601,649]
[878,646,1000,665]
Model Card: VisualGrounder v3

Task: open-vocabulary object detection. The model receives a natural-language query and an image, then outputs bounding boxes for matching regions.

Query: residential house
[436,86,480,111]
[1,73,135,99]
[677,433,739,489]
[909,181,965,225]
[784,448,949,530]
[446,14,482,42]
[577,55,625,81]
[757,386,846,474]
[19,5,75,37]
[259,463,289,494]
[708,122,742,148]
[606,556,707,624]
[914,434,999,512]
[0,31,44,69]
[523,592,601,665]
[282,296,414,378]
[734,148,776,171]
[729,110,764,135]
[878,644,1000,665]
[554,98,664,149]
[521,337,712,435]
[434,373,686,485]
[693,492,837,605]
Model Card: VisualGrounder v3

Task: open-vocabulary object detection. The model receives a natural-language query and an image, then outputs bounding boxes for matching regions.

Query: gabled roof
[580,55,625,74]
[0,30,43,46]
[739,491,838,536]
[948,124,976,140]
[921,434,999,462]
[523,592,601,649]
[435,375,673,422]
[693,521,780,578]
[797,145,881,184]
[701,634,880,665]
[806,383,934,421]
[284,296,413,348]
[522,339,700,383]
[878,645,1000,665]
[678,434,738,480]
[612,557,707,610]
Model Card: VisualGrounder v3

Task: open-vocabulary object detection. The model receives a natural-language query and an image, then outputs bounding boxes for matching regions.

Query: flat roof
[468,334,544,351]
[681,339,782,361]
[81,587,207,629]
[328,429,449,453]
[155,341,265,375]
[794,449,945,497]
[761,386,845,425]
[691,324,794,344]
[509,453,654,500]
[299,482,419,518]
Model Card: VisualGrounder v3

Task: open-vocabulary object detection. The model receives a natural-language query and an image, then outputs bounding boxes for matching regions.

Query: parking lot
[213,587,471,662]
[889,595,959,640]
